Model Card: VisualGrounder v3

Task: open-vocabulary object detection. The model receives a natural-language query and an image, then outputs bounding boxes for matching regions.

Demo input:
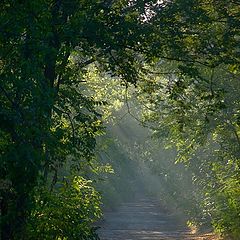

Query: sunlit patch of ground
[189,225,220,240]
[194,233,220,240]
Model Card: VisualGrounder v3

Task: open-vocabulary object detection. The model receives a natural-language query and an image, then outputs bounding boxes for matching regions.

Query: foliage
[135,1,240,236]
[26,176,101,240]
[123,1,240,238]
[1,0,240,239]
[0,0,151,238]
[81,65,126,122]
[136,62,240,238]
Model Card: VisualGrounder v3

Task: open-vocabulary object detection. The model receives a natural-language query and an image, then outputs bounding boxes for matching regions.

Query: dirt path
[97,197,217,240]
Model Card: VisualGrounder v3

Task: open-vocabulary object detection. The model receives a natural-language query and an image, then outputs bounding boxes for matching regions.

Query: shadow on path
[97,197,217,240]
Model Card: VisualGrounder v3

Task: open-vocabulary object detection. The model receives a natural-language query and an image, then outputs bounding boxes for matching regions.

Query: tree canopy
[0,0,240,239]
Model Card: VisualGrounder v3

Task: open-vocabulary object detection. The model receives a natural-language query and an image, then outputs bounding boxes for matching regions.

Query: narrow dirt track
[97,197,217,240]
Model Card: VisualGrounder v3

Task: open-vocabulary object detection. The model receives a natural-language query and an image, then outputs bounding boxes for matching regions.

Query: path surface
[97,197,216,240]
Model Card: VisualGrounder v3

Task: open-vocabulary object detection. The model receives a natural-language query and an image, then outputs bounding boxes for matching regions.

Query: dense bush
[26,177,101,240]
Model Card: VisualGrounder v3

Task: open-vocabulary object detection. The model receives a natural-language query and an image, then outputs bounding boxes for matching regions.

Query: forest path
[97,196,217,240]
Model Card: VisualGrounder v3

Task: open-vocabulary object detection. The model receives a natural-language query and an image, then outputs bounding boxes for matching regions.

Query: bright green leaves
[26,176,101,240]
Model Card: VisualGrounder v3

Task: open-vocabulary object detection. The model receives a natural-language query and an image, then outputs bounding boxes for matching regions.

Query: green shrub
[26,176,102,240]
